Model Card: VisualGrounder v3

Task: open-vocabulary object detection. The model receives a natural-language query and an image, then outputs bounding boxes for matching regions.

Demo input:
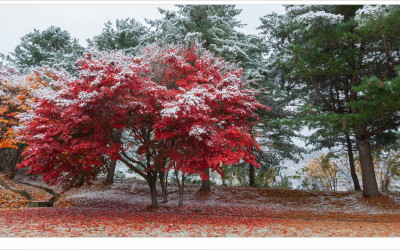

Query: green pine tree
[8,26,84,74]
[260,5,400,198]
[87,18,150,54]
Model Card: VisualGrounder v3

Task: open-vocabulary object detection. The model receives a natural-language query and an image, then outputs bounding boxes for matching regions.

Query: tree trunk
[384,178,390,192]
[381,172,390,192]
[120,155,159,208]
[7,164,17,179]
[7,147,22,179]
[176,170,185,206]
[355,134,380,198]
[147,172,158,208]
[249,164,255,187]
[105,160,116,184]
[159,171,168,203]
[345,134,361,191]
[200,168,211,191]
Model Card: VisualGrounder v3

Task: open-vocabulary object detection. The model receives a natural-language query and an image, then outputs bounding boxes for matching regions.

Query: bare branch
[119,157,148,180]
[368,121,400,137]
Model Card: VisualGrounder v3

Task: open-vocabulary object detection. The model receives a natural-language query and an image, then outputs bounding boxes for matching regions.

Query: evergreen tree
[87,18,150,54]
[8,26,84,74]
[147,5,265,80]
[252,58,305,186]
[260,5,400,197]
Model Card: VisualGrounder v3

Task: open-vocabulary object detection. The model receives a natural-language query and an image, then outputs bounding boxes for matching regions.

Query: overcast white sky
[0,4,285,55]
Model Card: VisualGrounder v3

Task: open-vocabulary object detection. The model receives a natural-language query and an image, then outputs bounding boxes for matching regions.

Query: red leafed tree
[147,44,267,204]
[19,51,155,187]
[150,45,265,174]
[19,44,268,208]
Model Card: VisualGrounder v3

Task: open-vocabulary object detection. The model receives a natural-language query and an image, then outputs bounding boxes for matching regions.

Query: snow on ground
[53,178,400,219]
[3,175,400,237]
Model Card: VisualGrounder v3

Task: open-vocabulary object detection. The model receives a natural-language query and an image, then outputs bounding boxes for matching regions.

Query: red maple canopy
[19,43,268,187]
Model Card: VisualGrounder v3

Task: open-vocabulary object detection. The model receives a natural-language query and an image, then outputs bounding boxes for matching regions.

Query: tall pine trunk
[105,160,116,184]
[249,164,255,187]
[355,133,380,198]
[345,134,361,191]
[147,171,158,208]
[200,168,211,191]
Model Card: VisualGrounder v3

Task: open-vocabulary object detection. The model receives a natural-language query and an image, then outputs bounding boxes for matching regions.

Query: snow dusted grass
[2,177,400,236]
[56,179,400,217]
